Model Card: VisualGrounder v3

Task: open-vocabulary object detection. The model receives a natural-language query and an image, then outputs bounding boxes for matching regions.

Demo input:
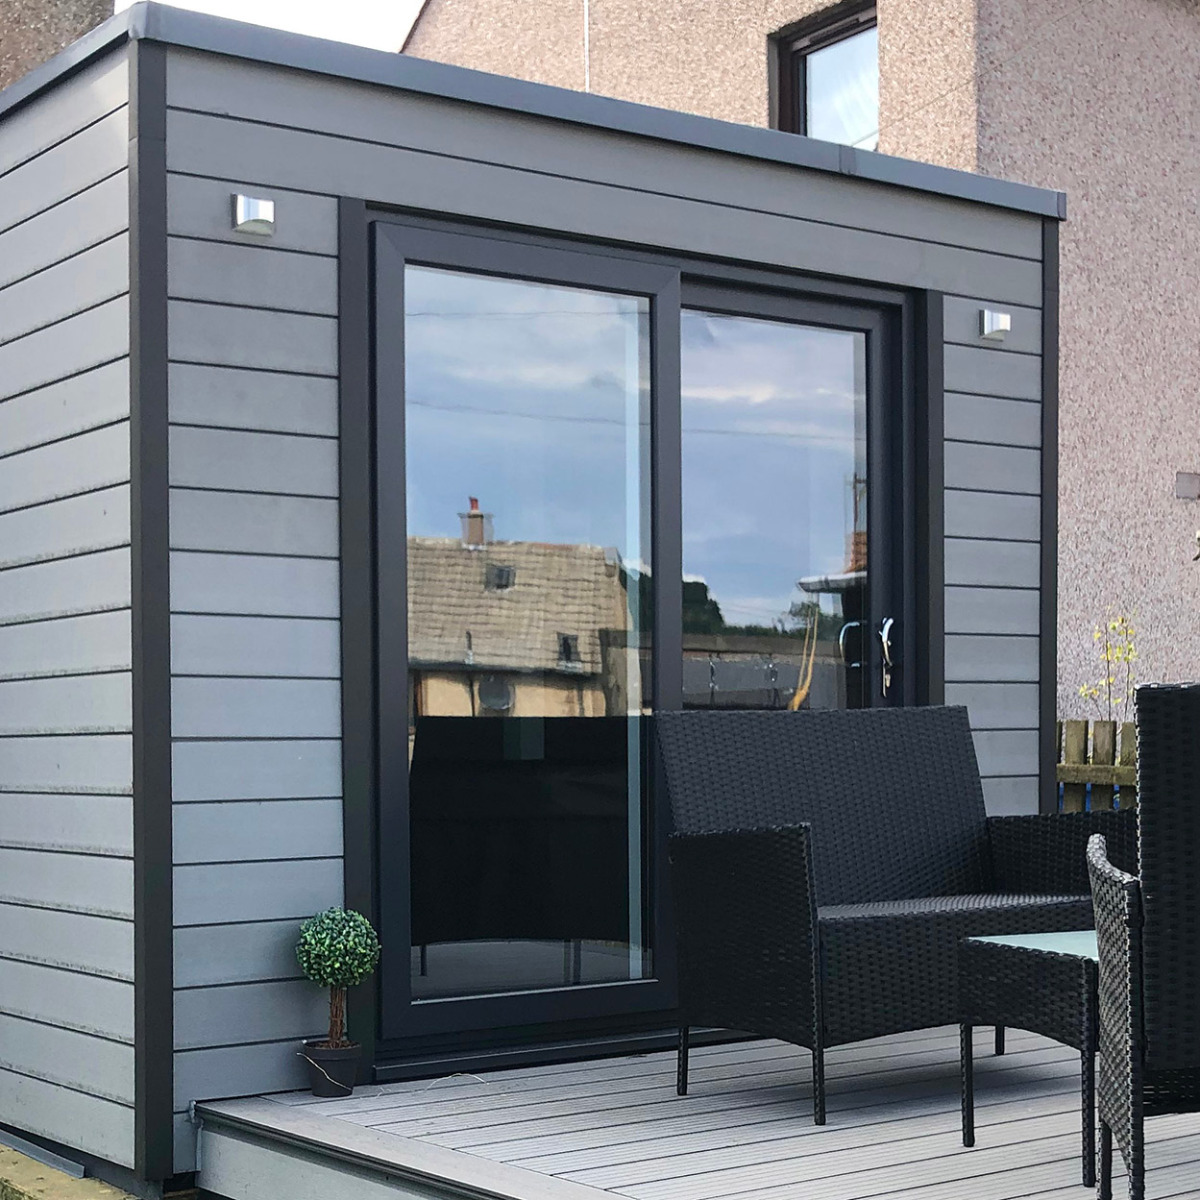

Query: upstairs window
[772,4,878,151]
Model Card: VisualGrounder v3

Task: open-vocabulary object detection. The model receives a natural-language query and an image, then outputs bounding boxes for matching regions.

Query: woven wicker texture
[657,705,1126,1117]
[1135,684,1200,1073]
[1088,833,1143,1197]
[657,706,990,905]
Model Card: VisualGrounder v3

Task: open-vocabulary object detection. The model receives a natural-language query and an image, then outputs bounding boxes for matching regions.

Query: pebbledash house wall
[407,0,1200,715]
[0,4,1063,1181]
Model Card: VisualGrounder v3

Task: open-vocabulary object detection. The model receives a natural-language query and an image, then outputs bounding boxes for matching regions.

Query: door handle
[878,617,896,699]
[837,621,863,669]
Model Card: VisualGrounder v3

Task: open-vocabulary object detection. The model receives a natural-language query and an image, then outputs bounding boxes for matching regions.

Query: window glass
[403,265,653,1000]
[804,24,878,150]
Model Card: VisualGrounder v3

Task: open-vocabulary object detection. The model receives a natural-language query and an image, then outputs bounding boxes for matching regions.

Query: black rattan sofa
[657,705,1137,1123]
[1088,684,1200,1200]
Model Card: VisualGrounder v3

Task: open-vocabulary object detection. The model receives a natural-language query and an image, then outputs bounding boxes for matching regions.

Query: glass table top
[967,930,1098,960]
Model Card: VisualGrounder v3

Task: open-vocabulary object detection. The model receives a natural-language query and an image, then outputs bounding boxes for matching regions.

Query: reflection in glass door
[403,266,652,1002]
[680,310,869,712]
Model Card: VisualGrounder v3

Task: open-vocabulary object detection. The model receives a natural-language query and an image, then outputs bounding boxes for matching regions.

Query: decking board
[198,1027,1200,1200]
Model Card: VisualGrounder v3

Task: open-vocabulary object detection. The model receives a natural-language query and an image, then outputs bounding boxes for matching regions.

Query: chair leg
[1099,1121,1112,1200]
[994,1025,1005,1056]
[1081,1049,1095,1188]
[1129,1135,1145,1200]
[812,1046,826,1125]
[676,1026,689,1096]
[960,1024,975,1147]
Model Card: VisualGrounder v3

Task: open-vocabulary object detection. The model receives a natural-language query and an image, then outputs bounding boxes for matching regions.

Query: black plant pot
[301,1040,362,1098]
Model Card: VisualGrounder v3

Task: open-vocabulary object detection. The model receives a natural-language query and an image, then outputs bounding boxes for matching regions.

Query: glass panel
[404,265,652,1001]
[804,25,879,150]
[681,310,868,712]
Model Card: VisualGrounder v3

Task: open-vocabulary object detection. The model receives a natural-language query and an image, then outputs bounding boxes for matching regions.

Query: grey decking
[198,1027,1200,1200]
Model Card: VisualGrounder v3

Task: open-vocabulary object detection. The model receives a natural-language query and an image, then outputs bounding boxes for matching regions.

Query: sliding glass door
[373,224,907,1049]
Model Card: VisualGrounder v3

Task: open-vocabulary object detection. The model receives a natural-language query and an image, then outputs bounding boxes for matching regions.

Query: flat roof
[0,1,1066,221]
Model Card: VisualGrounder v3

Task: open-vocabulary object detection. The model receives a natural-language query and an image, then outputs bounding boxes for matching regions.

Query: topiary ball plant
[296,907,381,1048]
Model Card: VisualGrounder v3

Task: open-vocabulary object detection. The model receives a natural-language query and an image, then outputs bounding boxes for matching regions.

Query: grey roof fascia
[0,1,1067,221]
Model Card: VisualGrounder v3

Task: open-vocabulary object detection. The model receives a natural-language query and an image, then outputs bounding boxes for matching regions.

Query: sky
[114,0,427,52]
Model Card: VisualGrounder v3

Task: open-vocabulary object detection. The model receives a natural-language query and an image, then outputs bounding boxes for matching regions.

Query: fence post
[1091,720,1116,811]
[1061,719,1089,812]
[1118,721,1137,809]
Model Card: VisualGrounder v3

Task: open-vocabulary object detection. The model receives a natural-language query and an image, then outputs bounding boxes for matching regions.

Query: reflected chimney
[460,496,493,548]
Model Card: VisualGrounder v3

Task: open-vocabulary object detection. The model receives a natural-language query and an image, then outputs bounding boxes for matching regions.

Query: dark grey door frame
[339,202,945,1071]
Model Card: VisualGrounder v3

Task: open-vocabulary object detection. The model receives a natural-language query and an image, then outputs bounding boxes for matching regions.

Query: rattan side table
[959,930,1098,1187]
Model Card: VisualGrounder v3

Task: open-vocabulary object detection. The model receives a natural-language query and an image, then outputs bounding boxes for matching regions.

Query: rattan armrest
[668,824,820,1036]
[987,808,1137,895]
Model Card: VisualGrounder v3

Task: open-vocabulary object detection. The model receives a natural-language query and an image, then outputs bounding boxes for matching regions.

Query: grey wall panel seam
[0,543,134,574]
[0,606,133,632]
[167,230,336,260]
[163,108,1045,268]
[168,423,336,442]
[943,435,1041,452]
[0,356,130,408]
[128,39,176,1182]
[0,105,130,186]
[0,427,132,468]
[0,293,132,353]
[161,293,335,320]
[167,357,333,381]
[0,226,128,294]
[0,1063,136,1103]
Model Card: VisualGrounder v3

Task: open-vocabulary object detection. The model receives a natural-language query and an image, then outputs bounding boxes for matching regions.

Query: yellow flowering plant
[1077,611,1138,723]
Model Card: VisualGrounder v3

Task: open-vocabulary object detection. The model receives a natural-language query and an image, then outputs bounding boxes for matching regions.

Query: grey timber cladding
[0,48,135,1168]
[159,43,1050,1167]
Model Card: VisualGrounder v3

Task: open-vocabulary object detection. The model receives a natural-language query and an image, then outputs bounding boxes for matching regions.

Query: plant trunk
[329,986,347,1047]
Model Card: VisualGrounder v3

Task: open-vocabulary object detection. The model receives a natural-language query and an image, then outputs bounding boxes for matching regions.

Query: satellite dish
[477,675,514,712]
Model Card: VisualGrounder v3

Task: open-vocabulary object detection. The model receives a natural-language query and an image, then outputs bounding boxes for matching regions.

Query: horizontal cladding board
[168,425,338,496]
[0,956,134,1041]
[172,738,342,802]
[174,857,343,927]
[171,677,341,739]
[0,734,132,795]
[165,52,1044,261]
[170,489,338,558]
[0,793,132,856]
[169,300,337,376]
[0,422,131,516]
[0,484,130,571]
[0,903,132,981]
[0,233,128,348]
[0,50,128,178]
[170,551,339,617]
[167,236,337,314]
[944,489,1039,542]
[944,441,1040,495]
[945,682,1040,730]
[0,1069,134,1168]
[945,586,1040,635]
[972,729,1040,778]
[168,362,337,436]
[0,359,130,458]
[165,112,1045,306]
[0,297,129,402]
[945,538,1040,589]
[167,173,339,254]
[0,547,131,626]
[944,344,1041,401]
[0,1012,134,1104]
[942,296,1041,355]
[944,393,1040,449]
[174,919,306,988]
[174,979,326,1050]
[945,634,1039,683]
[171,614,340,678]
[981,775,1040,816]
[173,798,344,865]
[0,610,131,682]
[0,846,133,918]
[0,172,128,292]
[0,108,128,236]
[0,672,131,735]
[174,1039,307,1113]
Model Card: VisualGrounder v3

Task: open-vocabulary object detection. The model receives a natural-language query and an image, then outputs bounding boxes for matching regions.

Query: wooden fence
[1055,718,1137,811]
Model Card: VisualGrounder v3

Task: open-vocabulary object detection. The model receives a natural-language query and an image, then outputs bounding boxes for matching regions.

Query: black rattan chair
[658,705,1137,1124]
[1088,684,1200,1200]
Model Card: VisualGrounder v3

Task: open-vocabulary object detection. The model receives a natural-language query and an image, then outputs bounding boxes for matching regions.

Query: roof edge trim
[0,2,1067,221]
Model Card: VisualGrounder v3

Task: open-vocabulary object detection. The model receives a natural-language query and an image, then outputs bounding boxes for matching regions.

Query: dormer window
[557,633,580,665]
[485,563,516,590]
